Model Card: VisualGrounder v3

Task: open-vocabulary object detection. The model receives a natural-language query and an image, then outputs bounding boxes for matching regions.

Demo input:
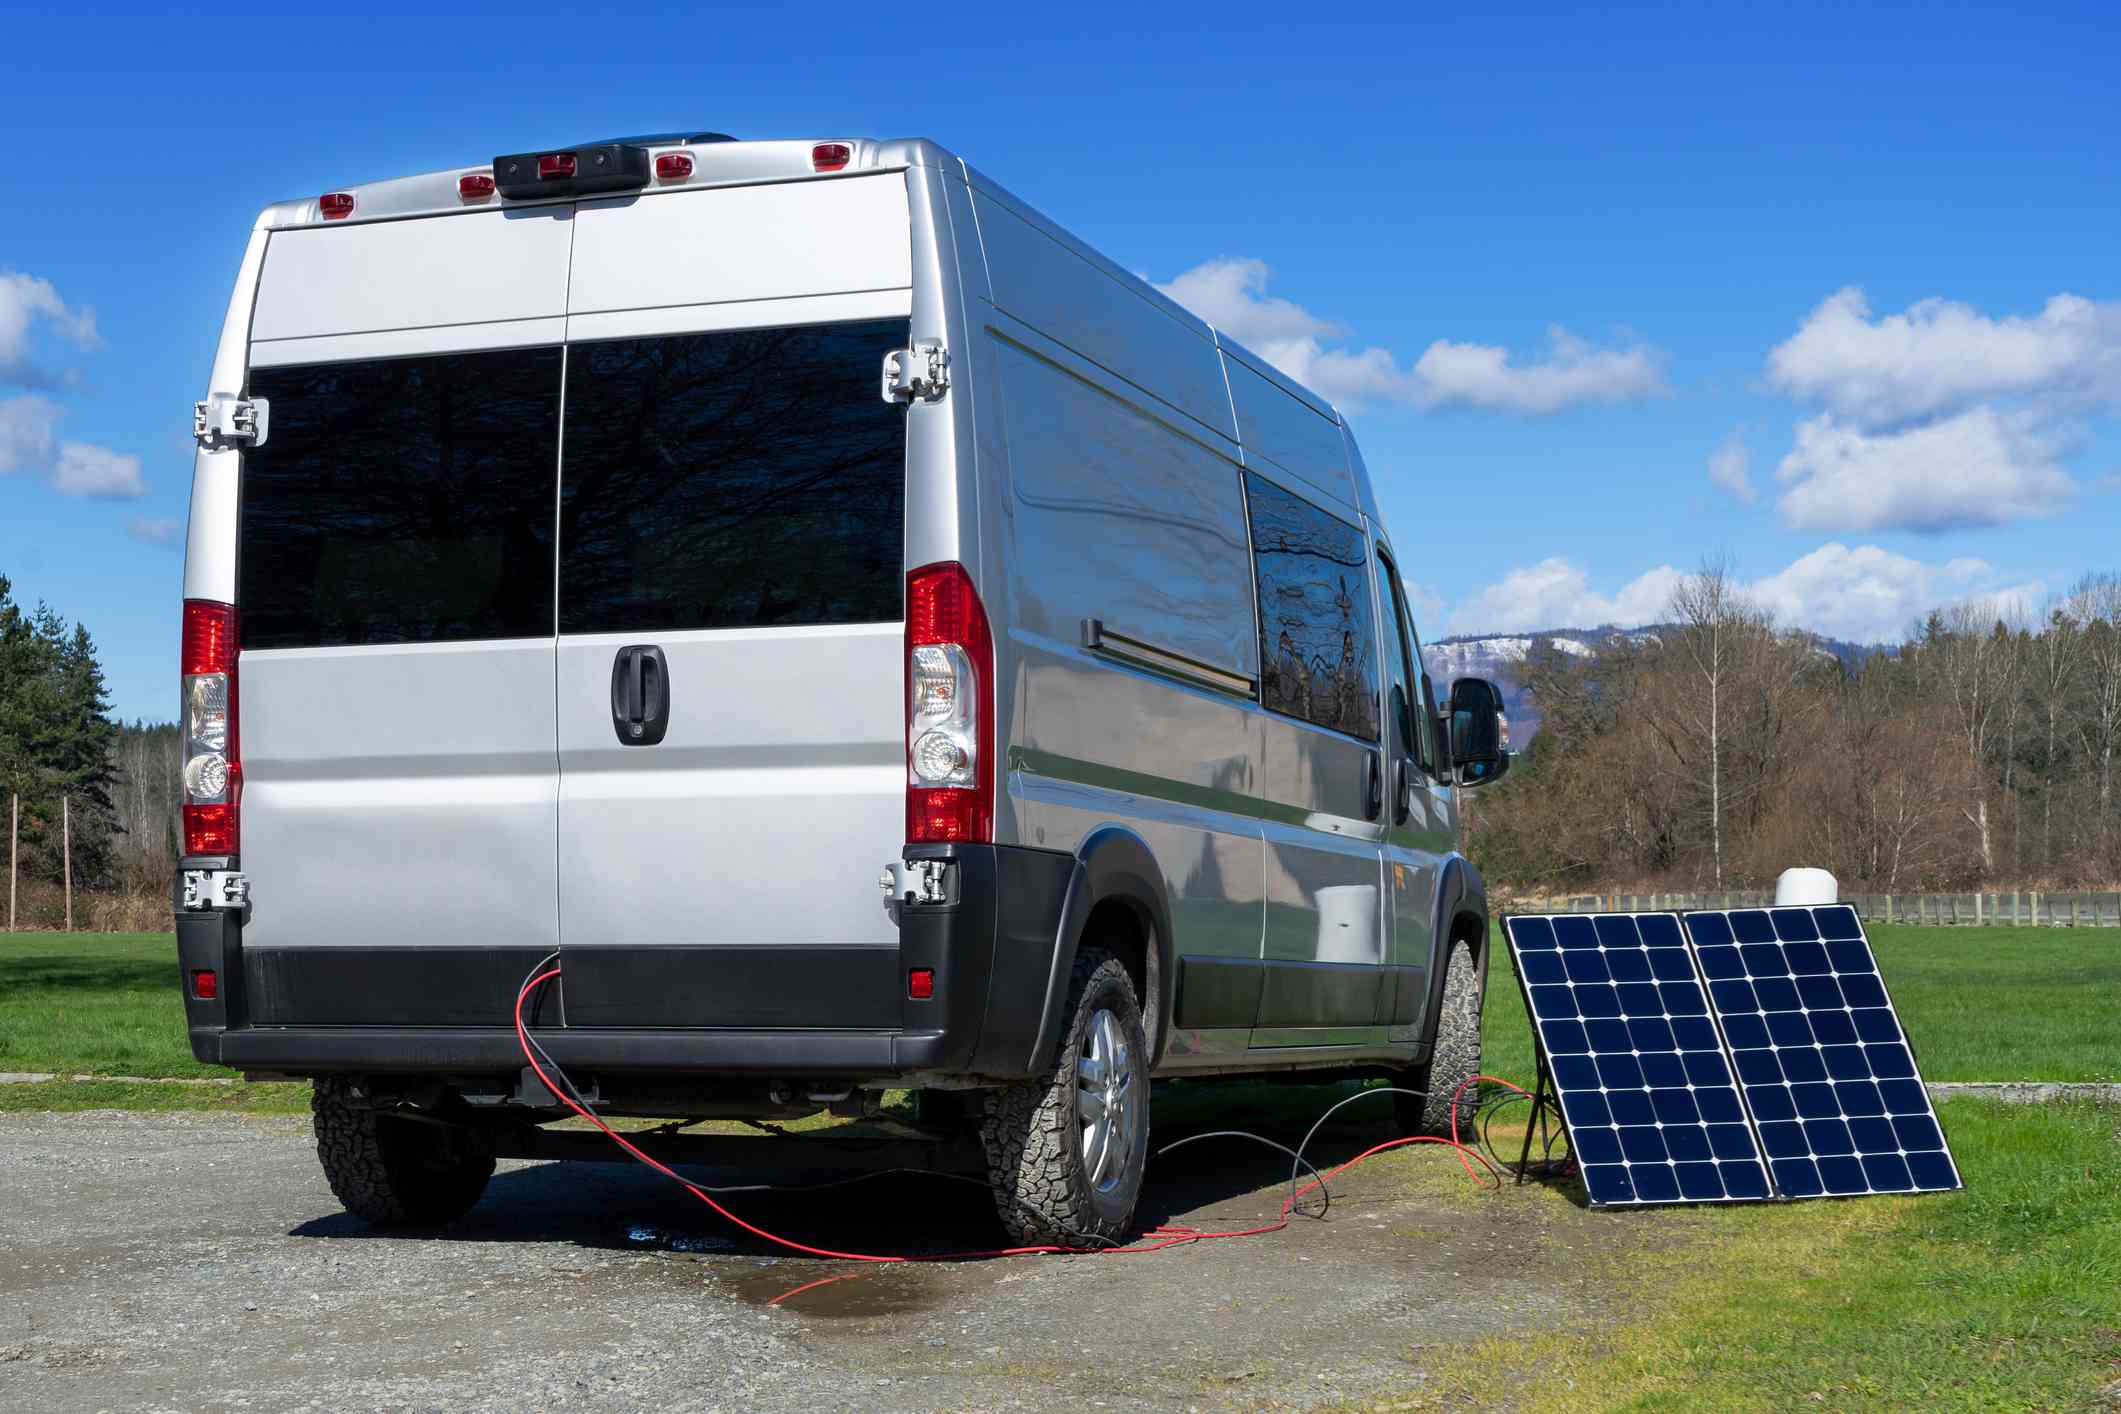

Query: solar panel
[1681,905,1962,1199]
[1503,913,1774,1207]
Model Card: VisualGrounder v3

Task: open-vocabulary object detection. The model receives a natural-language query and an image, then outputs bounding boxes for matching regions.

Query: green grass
[0,1077,310,1114]
[1483,921,2121,1086]
[0,931,220,1078]
[1397,1097,2121,1412]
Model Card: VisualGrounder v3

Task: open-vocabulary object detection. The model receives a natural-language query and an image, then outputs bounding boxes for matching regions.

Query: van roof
[256,135,928,230]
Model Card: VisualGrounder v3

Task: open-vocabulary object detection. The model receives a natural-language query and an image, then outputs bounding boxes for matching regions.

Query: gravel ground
[0,1107,1636,1411]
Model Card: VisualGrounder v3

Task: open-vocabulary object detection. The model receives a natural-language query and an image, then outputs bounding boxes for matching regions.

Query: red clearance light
[538,153,577,180]
[908,968,935,1000]
[654,152,694,181]
[318,192,355,220]
[811,142,852,173]
[459,172,496,200]
[192,970,219,1001]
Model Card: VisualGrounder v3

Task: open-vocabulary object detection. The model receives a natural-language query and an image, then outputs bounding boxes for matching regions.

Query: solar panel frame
[1503,912,1776,1208]
[1680,905,1963,1200]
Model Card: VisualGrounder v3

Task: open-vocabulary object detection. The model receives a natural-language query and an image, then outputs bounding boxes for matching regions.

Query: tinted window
[241,347,561,649]
[559,319,909,635]
[1245,472,1379,741]
[1375,551,1435,772]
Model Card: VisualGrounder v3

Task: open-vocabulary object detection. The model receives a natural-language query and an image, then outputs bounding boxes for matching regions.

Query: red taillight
[191,970,219,1001]
[905,562,993,844]
[811,142,852,173]
[182,599,236,676]
[181,599,240,858]
[908,968,934,1000]
[539,153,577,180]
[318,192,355,220]
[459,171,496,200]
[655,152,694,181]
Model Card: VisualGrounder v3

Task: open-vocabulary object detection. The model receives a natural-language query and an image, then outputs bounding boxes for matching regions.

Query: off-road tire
[1397,939,1483,1137]
[980,947,1150,1248]
[312,1079,495,1226]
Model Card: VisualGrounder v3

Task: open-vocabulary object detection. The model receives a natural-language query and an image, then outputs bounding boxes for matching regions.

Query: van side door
[1244,472,1389,1044]
[1372,546,1453,1039]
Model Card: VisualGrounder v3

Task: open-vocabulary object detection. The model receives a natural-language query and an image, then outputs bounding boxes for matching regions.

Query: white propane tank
[1774,867,1839,906]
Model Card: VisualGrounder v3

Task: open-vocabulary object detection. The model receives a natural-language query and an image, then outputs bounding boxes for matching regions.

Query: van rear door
[236,209,570,1012]
[550,177,915,1026]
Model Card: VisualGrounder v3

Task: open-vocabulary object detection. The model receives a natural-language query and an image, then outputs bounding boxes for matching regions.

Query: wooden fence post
[62,795,73,933]
[7,792,15,933]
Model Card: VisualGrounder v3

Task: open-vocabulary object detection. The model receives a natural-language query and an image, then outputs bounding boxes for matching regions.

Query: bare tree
[2073,574,2121,873]
[1922,603,2019,876]
[2028,599,2085,876]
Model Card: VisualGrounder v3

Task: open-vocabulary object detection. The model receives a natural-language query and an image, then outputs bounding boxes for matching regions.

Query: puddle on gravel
[716,1262,949,1318]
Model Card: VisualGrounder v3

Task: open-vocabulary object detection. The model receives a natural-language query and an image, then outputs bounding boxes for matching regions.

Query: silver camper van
[174,133,1511,1246]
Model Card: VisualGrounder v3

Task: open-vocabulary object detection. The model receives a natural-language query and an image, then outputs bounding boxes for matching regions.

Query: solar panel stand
[1514,1042,1557,1186]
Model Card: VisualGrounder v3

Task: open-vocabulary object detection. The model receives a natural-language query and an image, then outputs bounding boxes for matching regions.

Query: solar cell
[1682,905,1961,1199]
[1504,913,1774,1207]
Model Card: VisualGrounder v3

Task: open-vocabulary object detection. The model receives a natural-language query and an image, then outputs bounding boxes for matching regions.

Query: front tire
[312,1079,494,1226]
[981,947,1150,1248]
[1397,939,1483,1137]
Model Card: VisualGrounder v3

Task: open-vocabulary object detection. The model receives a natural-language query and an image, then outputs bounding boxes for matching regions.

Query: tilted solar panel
[1682,905,1962,1198]
[1504,913,1774,1207]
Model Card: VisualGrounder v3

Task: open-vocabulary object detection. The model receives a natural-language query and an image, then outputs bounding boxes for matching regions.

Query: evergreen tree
[0,575,121,889]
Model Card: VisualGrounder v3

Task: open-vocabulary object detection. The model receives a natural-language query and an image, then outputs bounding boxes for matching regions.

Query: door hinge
[180,869,251,912]
[879,858,952,907]
[881,343,949,404]
[193,394,269,451]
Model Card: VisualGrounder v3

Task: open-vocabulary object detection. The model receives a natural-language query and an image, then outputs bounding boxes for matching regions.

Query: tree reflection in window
[1245,471,1379,741]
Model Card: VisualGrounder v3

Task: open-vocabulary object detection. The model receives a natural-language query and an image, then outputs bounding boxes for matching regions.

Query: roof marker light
[811,142,852,173]
[654,152,694,181]
[538,153,577,180]
[318,192,355,220]
[459,172,496,200]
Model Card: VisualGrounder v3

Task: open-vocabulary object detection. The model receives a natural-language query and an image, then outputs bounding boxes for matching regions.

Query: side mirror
[1446,676,1511,788]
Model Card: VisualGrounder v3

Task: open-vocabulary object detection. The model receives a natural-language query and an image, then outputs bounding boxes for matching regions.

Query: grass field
[1,922,2116,1091]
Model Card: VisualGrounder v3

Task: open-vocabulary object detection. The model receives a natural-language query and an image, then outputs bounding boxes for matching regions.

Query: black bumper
[178,843,1076,1082]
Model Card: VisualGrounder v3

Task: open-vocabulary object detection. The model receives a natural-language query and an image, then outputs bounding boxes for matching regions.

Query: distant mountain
[1421,626,1887,741]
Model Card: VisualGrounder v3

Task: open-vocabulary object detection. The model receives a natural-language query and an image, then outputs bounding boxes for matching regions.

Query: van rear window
[240,347,561,649]
[558,319,909,635]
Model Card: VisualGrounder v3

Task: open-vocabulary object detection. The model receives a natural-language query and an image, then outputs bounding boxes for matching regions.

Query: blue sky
[3,1,2116,722]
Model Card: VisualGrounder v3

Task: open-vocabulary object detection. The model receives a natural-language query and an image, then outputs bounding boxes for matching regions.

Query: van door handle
[610,645,670,746]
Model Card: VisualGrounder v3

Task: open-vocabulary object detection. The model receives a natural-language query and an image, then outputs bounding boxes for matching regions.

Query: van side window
[559,319,910,635]
[1375,551,1435,774]
[240,346,562,649]
[1243,471,1380,742]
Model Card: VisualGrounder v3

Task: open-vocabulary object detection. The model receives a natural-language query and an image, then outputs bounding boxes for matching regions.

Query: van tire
[1397,940,1482,1138]
[312,1079,494,1226]
[980,947,1149,1249]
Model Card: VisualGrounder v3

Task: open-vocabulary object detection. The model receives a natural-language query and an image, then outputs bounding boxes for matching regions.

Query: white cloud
[0,393,59,472]
[1767,287,2121,430]
[1155,257,1668,415]
[1447,557,1684,634]
[1747,543,2041,643]
[1707,431,1754,503]
[1400,577,1447,630]
[1410,327,1668,416]
[1450,543,2043,644]
[1,393,145,499]
[1775,406,2076,532]
[127,516,183,546]
[0,271,99,386]
[50,443,146,499]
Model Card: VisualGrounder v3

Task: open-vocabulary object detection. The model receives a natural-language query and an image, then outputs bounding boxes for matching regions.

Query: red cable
[512,970,1517,1293]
